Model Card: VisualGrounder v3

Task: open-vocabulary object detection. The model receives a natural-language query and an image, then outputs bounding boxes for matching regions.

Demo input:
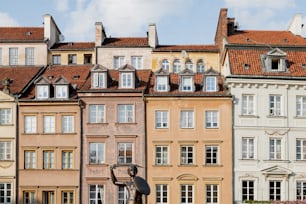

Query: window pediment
[262,48,288,72]
[261,165,292,178]
[91,64,108,89]
[179,69,194,92]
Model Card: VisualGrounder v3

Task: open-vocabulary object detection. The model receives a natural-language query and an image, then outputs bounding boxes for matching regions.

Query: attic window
[25,31,32,36]
[263,48,287,72]
[302,64,306,69]
[73,75,80,80]
[244,63,250,70]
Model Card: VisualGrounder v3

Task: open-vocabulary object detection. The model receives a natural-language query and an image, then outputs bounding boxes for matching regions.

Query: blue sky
[1,0,306,44]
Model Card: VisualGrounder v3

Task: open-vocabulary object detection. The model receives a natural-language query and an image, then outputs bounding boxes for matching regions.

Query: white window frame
[25,47,34,65]
[89,184,104,204]
[62,115,74,133]
[180,184,193,204]
[296,139,306,160]
[131,56,143,69]
[24,116,37,133]
[42,191,55,204]
[156,76,168,92]
[155,110,168,128]
[173,59,181,73]
[24,150,36,169]
[118,104,134,123]
[155,145,169,165]
[92,72,106,88]
[242,180,254,201]
[114,56,125,68]
[62,191,74,204]
[242,94,255,115]
[52,55,61,65]
[180,145,194,165]
[118,186,128,204]
[196,60,205,73]
[55,85,68,99]
[185,60,193,70]
[117,142,133,164]
[269,95,282,116]
[23,191,35,204]
[269,138,282,160]
[296,96,306,117]
[68,54,77,64]
[206,184,219,204]
[156,184,168,204]
[181,76,193,92]
[9,47,18,65]
[206,76,217,92]
[0,141,12,161]
[0,183,12,204]
[296,181,306,201]
[161,59,170,71]
[120,72,133,88]
[242,137,255,159]
[269,181,281,201]
[62,150,73,169]
[180,110,194,128]
[0,108,12,125]
[43,150,55,169]
[205,145,219,165]
[89,104,105,123]
[43,115,55,133]
[89,142,105,164]
[205,111,219,128]
[37,85,49,99]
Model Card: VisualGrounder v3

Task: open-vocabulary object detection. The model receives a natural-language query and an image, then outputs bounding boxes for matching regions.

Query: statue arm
[110,164,125,186]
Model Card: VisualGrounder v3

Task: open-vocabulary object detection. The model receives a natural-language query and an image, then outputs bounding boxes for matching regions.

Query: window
[118,186,127,204]
[155,111,168,128]
[117,143,133,164]
[242,138,254,159]
[161,59,169,71]
[131,56,143,69]
[24,150,36,169]
[181,76,193,91]
[0,48,2,65]
[180,110,194,128]
[173,59,181,73]
[269,181,281,201]
[25,47,34,65]
[297,181,306,200]
[196,60,205,73]
[185,60,193,70]
[296,139,306,160]
[156,76,168,92]
[89,105,105,123]
[43,116,55,133]
[62,116,74,133]
[89,185,104,204]
[68,54,77,64]
[84,54,92,64]
[0,183,12,204]
[180,184,193,204]
[62,151,73,169]
[62,191,74,204]
[89,142,105,164]
[155,146,169,165]
[242,94,255,115]
[24,191,35,204]
[24,116,37,133]
[37,85,49,99]
[43,150,55,169]
[120,72,133,88]
[0,141,12,161]
[269,95,281,116]
[0,109,11,125]
[114,56,125,68]
[92,72,106,88]
[206,184,218,204]
[9,47,18,65]
[118,104,134,123]
[206,77,217,92]
[55,85,68,99]
[43,191,55,204]
[156,184,168,204]
[52,55,61,65]
[205,111,218,128]
[242,180,254,201]
[180,145,194,165]
[205,145,218,165]
[296,96,306,116]
[269,138,281,160]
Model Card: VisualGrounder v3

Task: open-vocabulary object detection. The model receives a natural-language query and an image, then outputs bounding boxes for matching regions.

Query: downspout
[78,98,84,204]
[15,96,19,204]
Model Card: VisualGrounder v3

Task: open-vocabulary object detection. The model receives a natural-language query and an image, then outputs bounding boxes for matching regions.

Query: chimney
[288,13,303,36]
[148,23,159,48]
[95,22,106,46]
[44,14,61,48]
[215,8,230,49]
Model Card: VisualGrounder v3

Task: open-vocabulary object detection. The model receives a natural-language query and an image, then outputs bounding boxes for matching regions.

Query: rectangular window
[206,76,217,92]
[62,191,74,204]
[89,185,104,204]
[117,143,133,164]
[24,191,35,204]
[114,56,125,68]
[155,146,169,165]
[120,72,133,88]
[156,184,168,204]
[296,139,306,160]
[68,54,77,64]
[89,104,105,123]
[43,191,55,204]
[55,85,68,99]
[205,111,218,128]
[62,115,74,133]
[206,184,218,204]
[205,145,218,165]
[297,181,306,200]
[180,145,194,165]
[43,150,55,169]
[0,141,12,161]
[182,76,192,91]
[24,116,37,133]
[0,183,12,204]
[296,96,306,116]
[156,76,167,92]
[24,150,36,169]
[269,181,281,201]
[118,186,127,204]
[269,138,282,160]
[0,109,12,125]
[180,184,193,204]
[92,72,105,88]
[242,138,254,159]
[180,110,194,128]
[37,85,49,99]
[43,116,55,133]
[242,180,254,201]
[118,104,134,123]
[52,55,61,65]
[131,56,143,69]
[25,47,34,65]
[89,142,105,164]
[155,110,168,128]
[84,54,92,64]
[242,94,255,115]
[9,47,18,65]
[62,151,73,169]
[269,95,281,116]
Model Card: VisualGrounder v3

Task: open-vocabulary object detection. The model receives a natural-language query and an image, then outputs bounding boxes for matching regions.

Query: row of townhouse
[0,8,306,204]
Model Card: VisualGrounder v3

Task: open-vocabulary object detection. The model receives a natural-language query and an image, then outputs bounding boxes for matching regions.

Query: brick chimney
[148,23,159,48]
[215,8,229,49]
[95,22,106,46]
[288,13,303,36]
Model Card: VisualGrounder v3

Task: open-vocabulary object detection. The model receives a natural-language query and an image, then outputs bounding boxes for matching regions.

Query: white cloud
[55,0,70,12]
[0,12,19,26]
[225,0,295,10]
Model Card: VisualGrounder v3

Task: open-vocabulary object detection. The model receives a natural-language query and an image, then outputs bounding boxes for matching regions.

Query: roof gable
[91,64,108,72]
[267,48,286,57]
[53,75,69,85]
[35,76,51,85]
[118,64,136,72]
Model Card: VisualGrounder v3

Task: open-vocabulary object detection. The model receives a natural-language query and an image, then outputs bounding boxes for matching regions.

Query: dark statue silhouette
[110,164,150,204]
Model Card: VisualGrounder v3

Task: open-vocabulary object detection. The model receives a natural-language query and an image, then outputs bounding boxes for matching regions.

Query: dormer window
[205,76,217,92]
[119,65,135,89]
[262,48,287,72]
[161,59,170,71]
[173,59,181,73]
[185,59,193,70]
[55,85,68,99]
[37,85,49,99]
[92,72,106,88]
[121,72,133,88]
[156,76,168,92]
[182,76,193,91]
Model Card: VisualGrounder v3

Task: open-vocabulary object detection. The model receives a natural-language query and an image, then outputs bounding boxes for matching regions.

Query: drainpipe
[15,96,19,204]
[78,98,84,204]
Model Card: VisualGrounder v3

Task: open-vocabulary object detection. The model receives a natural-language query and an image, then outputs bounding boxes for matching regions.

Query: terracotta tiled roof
[0,27,44,41]
[102,37,149,47]
[227,30,306,46]
[0,66,44,94]
[228,48,306,76]
[154,45,219,52]
[50,42,95,50]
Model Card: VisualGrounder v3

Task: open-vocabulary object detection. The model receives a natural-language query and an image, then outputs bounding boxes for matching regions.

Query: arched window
[196,59,205,73]
[173,59,181,73]
[161,59,170,71]
[185,59,193,71]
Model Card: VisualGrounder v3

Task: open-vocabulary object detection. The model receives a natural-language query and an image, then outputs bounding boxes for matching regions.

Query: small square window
[55,85,68,99]
[68,54,77,64]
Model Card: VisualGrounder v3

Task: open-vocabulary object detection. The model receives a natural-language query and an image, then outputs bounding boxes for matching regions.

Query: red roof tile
[51,42,95,50]
[154,45,219,52]
[102,37,149,47]
[0,27,44,41]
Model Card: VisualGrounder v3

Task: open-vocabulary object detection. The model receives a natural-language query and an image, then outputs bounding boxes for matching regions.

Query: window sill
[115,122,137,125]
[294,116,306,119]
[205,127,219,129]
[61,132,77,135]
[263,159,290,163]
[266,115,286,119]
[22,133,39,135]
[203,164,223,167]
[155,127,169,130]
[87,122,109,125]
[86,163,107,167]
[153,164,172,167]
[180,127,194,129]
[239,159,258,161]
[178,164,198,167]
[239,115,259,118]
[0,123,14,126]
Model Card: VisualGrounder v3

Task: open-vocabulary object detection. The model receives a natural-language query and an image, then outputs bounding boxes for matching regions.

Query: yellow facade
[48,49,95,65]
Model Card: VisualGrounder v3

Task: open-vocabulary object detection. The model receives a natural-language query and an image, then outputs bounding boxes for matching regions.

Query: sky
[1,0,306,45]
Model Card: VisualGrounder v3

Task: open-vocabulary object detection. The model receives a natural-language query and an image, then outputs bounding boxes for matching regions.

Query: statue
[110,164,150,204]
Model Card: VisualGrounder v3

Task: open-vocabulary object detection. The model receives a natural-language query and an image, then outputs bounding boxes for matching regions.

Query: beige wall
[146,97,233,203]
[48,50,95,65]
